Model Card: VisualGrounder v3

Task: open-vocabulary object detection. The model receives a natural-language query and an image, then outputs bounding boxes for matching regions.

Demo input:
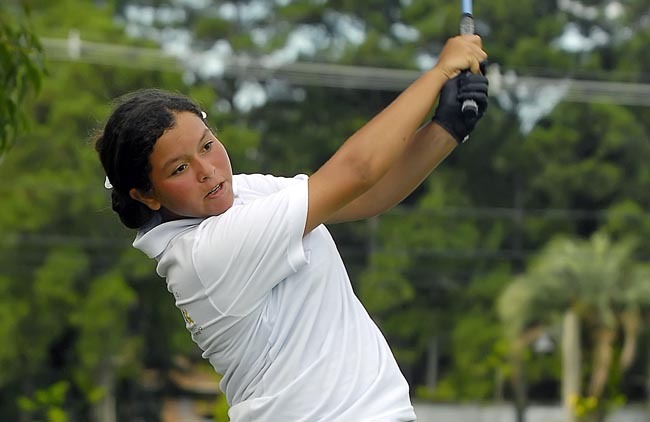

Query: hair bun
[111,190,155,229]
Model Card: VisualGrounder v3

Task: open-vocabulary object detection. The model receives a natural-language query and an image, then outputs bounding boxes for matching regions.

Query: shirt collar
[132,216,204,259]
[133,175,241,259]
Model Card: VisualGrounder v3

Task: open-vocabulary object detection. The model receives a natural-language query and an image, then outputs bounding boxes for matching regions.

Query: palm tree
[498,232,650,422]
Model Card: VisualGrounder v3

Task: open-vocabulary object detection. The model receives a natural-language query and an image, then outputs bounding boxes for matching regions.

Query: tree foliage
[0,2,44,155]
[498,233,650,420]
[2,0,650,420]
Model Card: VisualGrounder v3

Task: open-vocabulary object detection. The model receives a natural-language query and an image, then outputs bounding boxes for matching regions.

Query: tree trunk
[19,373,34,422]
[510,353,527,422]
[510,328,549,422]
[425,336,438,390]
[91,359,116,422]
[619,308,640,371]
[646,336,650,421]
[495,367,505,402]
[562,309,581,422]
[588,327,616,398]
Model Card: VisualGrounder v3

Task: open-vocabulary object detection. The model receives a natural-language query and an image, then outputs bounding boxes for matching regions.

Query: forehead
[158,111,205,144]
[150,112,208,166]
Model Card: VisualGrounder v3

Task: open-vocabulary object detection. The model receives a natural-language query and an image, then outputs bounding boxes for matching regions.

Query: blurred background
[2,0,650,421]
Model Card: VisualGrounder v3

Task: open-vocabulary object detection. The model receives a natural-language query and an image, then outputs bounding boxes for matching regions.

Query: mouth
[206,182,224,198]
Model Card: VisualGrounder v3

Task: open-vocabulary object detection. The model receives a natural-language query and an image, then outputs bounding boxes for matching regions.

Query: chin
[202,195,234,218]
[206,205,231,217]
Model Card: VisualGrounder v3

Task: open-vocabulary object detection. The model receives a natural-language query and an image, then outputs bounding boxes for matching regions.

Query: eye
[203,141,214,152]
[172,163,188,175]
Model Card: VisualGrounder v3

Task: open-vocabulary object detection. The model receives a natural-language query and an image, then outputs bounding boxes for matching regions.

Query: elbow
[341,154,377,193]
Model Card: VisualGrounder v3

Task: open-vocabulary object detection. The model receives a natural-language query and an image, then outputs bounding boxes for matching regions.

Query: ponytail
[110,189,155,229]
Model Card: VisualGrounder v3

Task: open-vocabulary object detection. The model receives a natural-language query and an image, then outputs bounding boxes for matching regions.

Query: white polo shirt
[133,173,416,422]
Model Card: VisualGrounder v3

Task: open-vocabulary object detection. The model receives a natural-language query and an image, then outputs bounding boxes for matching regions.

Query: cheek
[214,145,231,169]
[158,179,193,204]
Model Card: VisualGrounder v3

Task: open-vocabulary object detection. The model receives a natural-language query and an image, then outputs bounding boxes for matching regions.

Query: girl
[96,35,488,421]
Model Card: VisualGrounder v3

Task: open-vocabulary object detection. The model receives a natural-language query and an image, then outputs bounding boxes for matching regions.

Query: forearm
[332,67,449,187]
[327,122,457,223]
[322,34,484,193]
[304,35,486,234]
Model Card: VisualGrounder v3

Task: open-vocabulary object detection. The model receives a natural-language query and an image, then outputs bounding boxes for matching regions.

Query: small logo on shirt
[181,308,202,336]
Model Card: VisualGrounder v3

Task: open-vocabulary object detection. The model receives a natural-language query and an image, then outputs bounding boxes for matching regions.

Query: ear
[129,188,162,211]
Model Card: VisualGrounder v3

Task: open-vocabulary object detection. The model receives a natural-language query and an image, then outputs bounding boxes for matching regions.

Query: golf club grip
[460,12,474,35]
[459,12,478,116]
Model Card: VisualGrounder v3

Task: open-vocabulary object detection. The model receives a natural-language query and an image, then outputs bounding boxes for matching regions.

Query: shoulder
[192,179,309,268]
[234,173,308,197]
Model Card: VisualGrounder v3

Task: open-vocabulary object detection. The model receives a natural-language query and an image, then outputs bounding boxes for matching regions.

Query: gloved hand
[432,71,489,144]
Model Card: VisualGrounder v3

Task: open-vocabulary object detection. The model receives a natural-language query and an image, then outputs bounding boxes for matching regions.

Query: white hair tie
[104,176,113,190]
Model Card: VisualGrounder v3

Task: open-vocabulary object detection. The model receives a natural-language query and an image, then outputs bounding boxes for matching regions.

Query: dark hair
[95,88,204,229]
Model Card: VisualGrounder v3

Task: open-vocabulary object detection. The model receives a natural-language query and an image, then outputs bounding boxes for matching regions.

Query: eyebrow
[161,128,212,171]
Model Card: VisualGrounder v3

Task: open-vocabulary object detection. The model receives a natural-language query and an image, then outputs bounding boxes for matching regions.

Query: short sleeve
[192,179,309,316]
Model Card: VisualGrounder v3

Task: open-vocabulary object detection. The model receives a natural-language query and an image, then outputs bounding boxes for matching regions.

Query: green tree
[0,2,44,155]
[0,0,205,420]
[119,0,650,411]
[3,0,650,420]
[498,232,650,422]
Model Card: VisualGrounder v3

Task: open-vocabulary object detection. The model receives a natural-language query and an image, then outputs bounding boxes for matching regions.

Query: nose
[196,158,215,182]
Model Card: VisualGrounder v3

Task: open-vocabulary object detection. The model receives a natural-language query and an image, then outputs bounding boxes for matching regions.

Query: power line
[40,36,650,107]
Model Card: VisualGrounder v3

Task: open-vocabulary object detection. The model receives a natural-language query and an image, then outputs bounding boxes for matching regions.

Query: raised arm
[325,62,490,223]
[324,122,456,224]
[304,35,487,235]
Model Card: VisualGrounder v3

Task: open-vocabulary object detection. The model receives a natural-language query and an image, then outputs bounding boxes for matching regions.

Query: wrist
[431,65,459,81]
[431,122,461,147]
[428,66,449,82]
[432,117,467,144]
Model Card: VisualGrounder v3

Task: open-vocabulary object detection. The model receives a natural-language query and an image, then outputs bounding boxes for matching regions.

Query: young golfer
[96,35,488,421]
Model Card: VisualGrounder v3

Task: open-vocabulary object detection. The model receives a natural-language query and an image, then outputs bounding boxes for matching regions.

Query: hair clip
[201,111,207,119]
[104,176,113,190]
